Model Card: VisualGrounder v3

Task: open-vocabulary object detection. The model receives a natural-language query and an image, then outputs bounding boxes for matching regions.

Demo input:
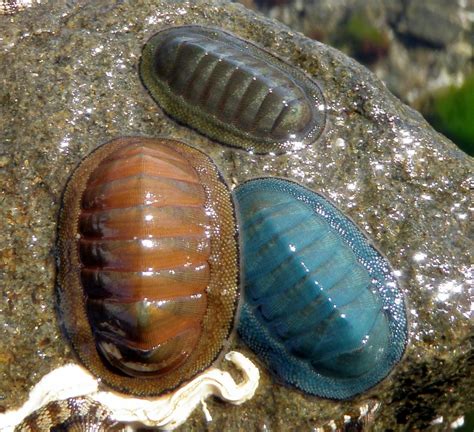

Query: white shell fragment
[0,351,259,431]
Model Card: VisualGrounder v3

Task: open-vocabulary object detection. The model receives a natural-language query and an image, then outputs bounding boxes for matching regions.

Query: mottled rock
[0,1,472,431]
[395,0,464,47]
[242,0,473,107]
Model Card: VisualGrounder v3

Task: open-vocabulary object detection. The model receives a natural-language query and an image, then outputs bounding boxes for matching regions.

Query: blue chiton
[235,178,407,399]
[57,137,239,396]
[139,26,326,154]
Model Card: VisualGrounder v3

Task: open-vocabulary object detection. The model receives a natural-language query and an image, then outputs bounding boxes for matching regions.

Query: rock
[241,0,473,107]
[395,0,464,47]
[0,1,472,431]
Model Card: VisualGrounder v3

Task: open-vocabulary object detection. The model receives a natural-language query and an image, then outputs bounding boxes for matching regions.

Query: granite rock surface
[0,1,472,430]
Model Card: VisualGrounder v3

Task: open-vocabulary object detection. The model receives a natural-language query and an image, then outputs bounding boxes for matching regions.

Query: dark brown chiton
[57,137,239,396]
[140,26,326,154]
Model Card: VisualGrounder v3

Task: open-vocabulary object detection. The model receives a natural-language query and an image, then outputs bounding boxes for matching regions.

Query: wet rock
[0,1,472,431]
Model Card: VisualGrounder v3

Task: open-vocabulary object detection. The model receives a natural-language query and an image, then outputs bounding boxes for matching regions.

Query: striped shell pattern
[235,178,407,399]
[140,26,326,154]
[57,137,239,396]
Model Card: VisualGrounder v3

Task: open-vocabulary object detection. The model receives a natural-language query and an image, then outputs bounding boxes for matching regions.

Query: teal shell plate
[235,178,408,400]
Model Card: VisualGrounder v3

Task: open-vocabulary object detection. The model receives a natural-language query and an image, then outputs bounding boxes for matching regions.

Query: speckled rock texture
[0,1,472,431]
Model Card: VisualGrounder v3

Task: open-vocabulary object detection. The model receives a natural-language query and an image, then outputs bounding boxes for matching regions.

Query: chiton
[235,178,407,399]
[16,397,118,432]
[57,137,239,396]
[140,26,326,154]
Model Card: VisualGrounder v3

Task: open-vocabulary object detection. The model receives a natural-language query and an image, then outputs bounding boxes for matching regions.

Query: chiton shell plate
[57,137,239,396]
[140,26,326,154]
[235,178,407,399]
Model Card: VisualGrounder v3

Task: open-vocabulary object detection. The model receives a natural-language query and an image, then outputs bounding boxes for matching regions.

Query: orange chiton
[57,137,239,396]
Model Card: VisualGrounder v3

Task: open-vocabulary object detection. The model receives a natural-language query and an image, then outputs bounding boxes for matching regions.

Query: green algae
[425,74,474,156]
[335,13,389,63]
